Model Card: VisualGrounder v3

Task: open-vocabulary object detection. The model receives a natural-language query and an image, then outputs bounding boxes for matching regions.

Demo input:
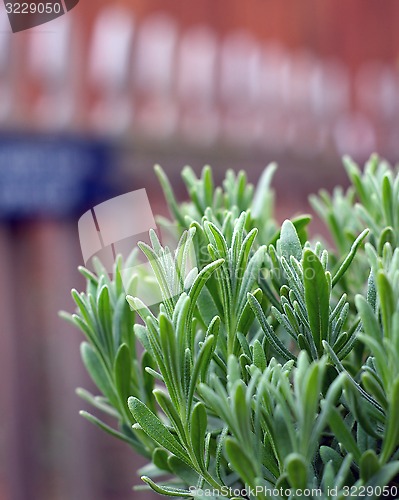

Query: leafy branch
[65,156,399,499]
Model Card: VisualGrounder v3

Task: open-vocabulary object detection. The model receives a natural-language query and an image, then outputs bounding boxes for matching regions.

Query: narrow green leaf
[76,388,119,418]
[159,313,180,394]
[321,461,335,492]
[360,450,380,482]
[196,285,221,326]
[323,340,384,414]
[303,250,329,356]
[356,334,389,390]
[71,289,95,331]
[190,403,207,468]
[363,461,399,497]
[188,259,224,319]
[380,377,399,463]
[168,456,200,486]
[141,476,193,498]
[248,293,295,361]
[334,453,354,491]
[225,437,257,486]
[233,380,252,445]
[273,404,294,461]
[382,173,394,227]
[237,288,263,335]
[355,295,381,341]
[285,453,308,490]
[128,397,191,466]
[153,389,186,443]
[297,333,312,357]
[97,285,113,353]
[268,215,312,245]
[152,448,172,473]
[187,333,215,414]
[114,344,132,407]
[204,222,228,258]
[202,165,214,208]
[343,156,368,206]
[112,294,133,353]
[154,165,186,226]
[300,361,322,450]
[215,427,228,483]
[279,219,302,262]
[378,227,396,255]
[80,342,117,406]
[319,446,344,471]
[253,340,267,371]
[327,407,361,462]
[377,270,394,340]
[332,229,369,287]
[344,378,384,439]
[361,372,387,411]
[292,215,312,245]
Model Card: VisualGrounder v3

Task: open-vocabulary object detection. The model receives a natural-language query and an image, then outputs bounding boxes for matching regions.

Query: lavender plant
[63,157,399,500]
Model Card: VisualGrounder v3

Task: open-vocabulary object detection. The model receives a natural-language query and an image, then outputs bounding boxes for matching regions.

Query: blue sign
[0,133,116,220]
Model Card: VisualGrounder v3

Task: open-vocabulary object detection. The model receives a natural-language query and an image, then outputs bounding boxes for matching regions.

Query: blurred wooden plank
[31,221,101,500]
[0,224,41,500]
[0,225,20,500]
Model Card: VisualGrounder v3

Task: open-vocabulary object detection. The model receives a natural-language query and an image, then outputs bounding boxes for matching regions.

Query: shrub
[63,155,399,499]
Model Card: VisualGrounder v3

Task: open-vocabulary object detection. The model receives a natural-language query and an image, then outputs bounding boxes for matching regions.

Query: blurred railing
[0,5,398,159]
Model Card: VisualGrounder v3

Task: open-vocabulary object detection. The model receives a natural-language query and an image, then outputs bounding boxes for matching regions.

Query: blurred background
[0,1,398,499]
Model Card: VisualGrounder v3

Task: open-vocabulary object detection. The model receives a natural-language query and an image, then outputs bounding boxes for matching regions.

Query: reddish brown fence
[0,1,398,499]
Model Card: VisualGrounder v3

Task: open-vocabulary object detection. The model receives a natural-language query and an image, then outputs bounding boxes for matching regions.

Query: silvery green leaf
[128,397,191,466]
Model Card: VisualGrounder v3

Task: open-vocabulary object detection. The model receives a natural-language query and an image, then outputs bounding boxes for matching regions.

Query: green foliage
[64,157,399,499]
